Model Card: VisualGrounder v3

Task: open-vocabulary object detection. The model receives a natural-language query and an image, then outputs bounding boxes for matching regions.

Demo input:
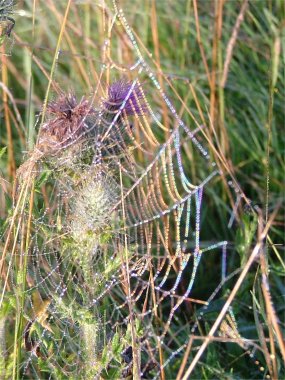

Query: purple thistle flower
[104,80,147,118]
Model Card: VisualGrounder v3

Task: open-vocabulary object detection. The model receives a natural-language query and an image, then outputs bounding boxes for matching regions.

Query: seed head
[38,93,94,153]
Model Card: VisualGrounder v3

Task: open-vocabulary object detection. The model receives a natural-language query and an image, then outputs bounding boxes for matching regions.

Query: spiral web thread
[1,2,269,379]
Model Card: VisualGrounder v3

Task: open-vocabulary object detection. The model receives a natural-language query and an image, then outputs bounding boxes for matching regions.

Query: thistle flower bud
[38,93,94,154]
[69,173,118,245]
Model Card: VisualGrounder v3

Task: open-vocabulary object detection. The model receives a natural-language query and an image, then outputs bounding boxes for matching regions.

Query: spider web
[0,1,270,379]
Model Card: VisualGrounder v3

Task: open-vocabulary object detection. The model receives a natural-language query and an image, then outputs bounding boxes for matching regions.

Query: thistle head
[103,80,147,119]
[38,93,94,154]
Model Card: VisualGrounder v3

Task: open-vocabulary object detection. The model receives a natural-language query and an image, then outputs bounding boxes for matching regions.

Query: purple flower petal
[104,80,147,117]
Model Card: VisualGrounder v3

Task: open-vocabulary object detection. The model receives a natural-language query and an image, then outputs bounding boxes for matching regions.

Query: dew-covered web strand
[106,4,268,377]
[106,3,222,317]
[27,42,219,380]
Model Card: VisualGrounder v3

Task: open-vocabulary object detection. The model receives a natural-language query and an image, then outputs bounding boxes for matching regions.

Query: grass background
[0,0,284,379]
